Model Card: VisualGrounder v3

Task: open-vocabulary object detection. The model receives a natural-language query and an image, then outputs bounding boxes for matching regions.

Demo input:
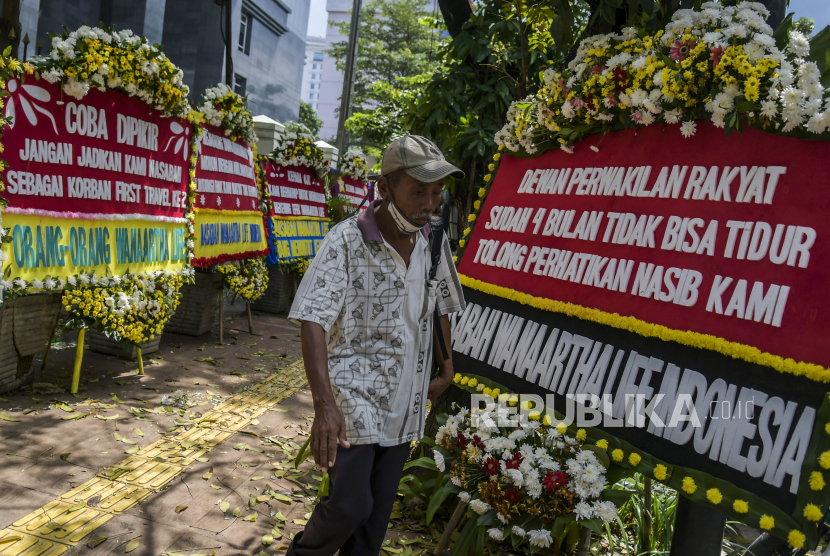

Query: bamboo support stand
[136,346,144,375]
[70,329,85,394]
[246,302,253,335]
[218,293,224,344]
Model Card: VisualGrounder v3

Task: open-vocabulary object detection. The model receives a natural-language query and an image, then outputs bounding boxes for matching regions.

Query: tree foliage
[793,16,815,37]
[327,0,445,131]
[298,101,324,139]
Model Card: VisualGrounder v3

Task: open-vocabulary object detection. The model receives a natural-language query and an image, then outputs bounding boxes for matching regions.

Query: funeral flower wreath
[61,269,190,346]
[270,132,329,178]
[217,256,269,301]
[495,1,830,155]
[36,25,191,118]
[434,404,618,552]
[337,147,370,181]
[196,83,257,145]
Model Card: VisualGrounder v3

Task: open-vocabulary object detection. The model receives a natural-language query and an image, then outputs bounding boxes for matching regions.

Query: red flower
[472,435,485,450]
[504,488,521,504]
[483,457,501,476]
[456,432,468,448]
[669,39,696,62]
[506,452,524,470]
[592,64,605,75]
[709,45,724,68]
[611,67,628,89]
[542,471,568,492]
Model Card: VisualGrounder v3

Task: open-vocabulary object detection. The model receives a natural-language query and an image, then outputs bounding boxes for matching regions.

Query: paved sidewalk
[0,299,322,556]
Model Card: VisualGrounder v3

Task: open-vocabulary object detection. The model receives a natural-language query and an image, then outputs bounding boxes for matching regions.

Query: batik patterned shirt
[288,201,466,446]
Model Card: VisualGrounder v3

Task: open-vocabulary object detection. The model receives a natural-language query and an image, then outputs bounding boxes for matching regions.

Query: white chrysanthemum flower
[458,491,471,503]
[497,512,509,524]
[630,89,648,106]
[760,100,778,118]
[470,500,491,515]
[487,528,504,541]
[528,529,553,548]
[13,278,26,288]
[593,500,619,523]
[434,451,445,472]
[680,121,697,138]
[788,31,810,57]
[32,278,43,289]
[574,501,595,520]
[504,468,523,488]
[512,526,526,537]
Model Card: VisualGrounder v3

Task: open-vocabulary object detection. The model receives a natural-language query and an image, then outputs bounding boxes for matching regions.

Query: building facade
[19,0,310,124]
[301,36,326,114]
[317,0,349,141]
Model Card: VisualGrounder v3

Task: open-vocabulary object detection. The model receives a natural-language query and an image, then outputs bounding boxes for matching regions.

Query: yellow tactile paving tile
[196,409,256,431]
[0,359,308,551]
[97,456,184,490]
[0,529,67,556]
[11,501,113,544]
[58,479,152,515]
[136,438,213,466]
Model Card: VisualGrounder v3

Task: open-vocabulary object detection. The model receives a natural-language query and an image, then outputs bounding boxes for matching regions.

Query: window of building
[312,73,319,80]
[310,83,315,90]
[234,74,247,96]
[309,93,314,99]
[238,12,252,54]
[313,52,323,61]
[312,63,319,70]
[313,103,318,110]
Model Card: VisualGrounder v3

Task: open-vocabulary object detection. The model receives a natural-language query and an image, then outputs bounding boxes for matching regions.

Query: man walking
[286,136,466,556]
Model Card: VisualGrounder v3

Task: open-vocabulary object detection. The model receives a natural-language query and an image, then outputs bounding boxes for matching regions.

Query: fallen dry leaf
[86,536,108,548]
[175,506,188,514]
[203,466,213,480]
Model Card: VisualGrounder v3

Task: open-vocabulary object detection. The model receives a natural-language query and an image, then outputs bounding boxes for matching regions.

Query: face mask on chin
[386,187,426,234]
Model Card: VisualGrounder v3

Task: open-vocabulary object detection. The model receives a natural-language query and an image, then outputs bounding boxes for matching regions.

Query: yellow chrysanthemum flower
[682,477,697,494]
[788,530,805,549]
[733,500,749,513]
[759,515,775,530]
[706,488,722,504]
[629,453,641,466]
[804,504,822,522]
[596,439,609,451]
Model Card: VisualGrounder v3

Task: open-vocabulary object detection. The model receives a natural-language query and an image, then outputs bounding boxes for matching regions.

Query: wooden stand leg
[71,329,85,394]
[136,346,144,375]
[40,316,60,371]
[218,292,224,344]
[246,302,253,335]
[433,500,465,556]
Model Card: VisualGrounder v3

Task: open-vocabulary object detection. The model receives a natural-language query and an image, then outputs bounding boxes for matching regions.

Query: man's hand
[301,320,350,473]
[311,401,350,472]
[427,373,453,402]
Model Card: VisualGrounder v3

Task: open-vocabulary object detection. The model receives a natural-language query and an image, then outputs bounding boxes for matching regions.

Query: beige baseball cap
[381,135,465,182]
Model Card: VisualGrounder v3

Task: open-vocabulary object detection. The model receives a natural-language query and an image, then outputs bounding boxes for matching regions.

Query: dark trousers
[287,442,410,556]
